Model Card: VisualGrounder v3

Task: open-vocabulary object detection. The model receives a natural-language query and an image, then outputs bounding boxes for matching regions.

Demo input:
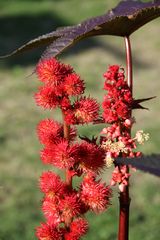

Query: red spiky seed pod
[42,198,61,226]
[35,85,61,109]
[37,119,76,146]
[39,171,66,200]
[65,97,100,124]
[35,223,62,240]
[80,175,112,213]
[36,58,73,84]
[75,142,105,174]
[41,140,78,169]
[37,119,63,145]
[59,193,81,225]
[64,73,85,96]
[64,218,89,240]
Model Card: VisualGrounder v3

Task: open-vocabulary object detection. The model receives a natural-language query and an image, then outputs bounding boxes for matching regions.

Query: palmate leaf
[0,29,65,58]
[132,96,156,110]
[1,0,160,59]
[115,154,160,177]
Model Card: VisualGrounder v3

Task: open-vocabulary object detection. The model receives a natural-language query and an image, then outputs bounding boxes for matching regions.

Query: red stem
[125,36,133,92]
[118,36,132,240]
[118,182,130,240]
[62,110,72,188]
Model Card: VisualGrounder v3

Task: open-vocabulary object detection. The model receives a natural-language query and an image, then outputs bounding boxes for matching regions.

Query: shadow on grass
[0,12,150,68]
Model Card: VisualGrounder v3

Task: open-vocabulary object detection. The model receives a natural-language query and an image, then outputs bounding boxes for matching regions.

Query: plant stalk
[62,110,72,188]
[124,36,133,92]
[118,36,132,240]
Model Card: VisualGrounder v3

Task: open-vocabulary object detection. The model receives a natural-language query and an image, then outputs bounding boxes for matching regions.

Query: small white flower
[105,153,114,168]
[135,130,149,144]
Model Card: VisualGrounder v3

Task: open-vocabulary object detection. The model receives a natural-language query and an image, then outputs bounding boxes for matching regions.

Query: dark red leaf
[42,0,160,59]
[79,136,98,144]
[1,0,160,58]
[115,154,160,177]
[132,96,156,110]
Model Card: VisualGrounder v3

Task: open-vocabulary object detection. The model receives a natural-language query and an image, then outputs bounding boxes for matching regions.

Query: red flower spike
[111,167,123,185]
[64,73,85,96]
[114,100,130,120]
[35,85,61,109]
[65,97,100,124]
[101,123,121,140]
[111,166,131,191]
[35,223,62,240]
[102,65,133,123]
[103,65,125,91]
[80,176,112,213]
[36,58,73,84]
[103,108,118,123]
[40,171,66,199]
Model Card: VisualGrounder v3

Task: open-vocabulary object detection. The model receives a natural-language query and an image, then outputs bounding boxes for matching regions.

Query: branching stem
[62,110,72,188]
[118,36,133,240]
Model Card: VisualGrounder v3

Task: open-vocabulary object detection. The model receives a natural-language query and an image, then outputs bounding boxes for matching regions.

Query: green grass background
[0,0,160,239]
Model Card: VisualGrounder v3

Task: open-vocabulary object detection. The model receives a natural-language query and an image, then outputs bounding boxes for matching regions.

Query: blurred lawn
[0,0,160,239]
